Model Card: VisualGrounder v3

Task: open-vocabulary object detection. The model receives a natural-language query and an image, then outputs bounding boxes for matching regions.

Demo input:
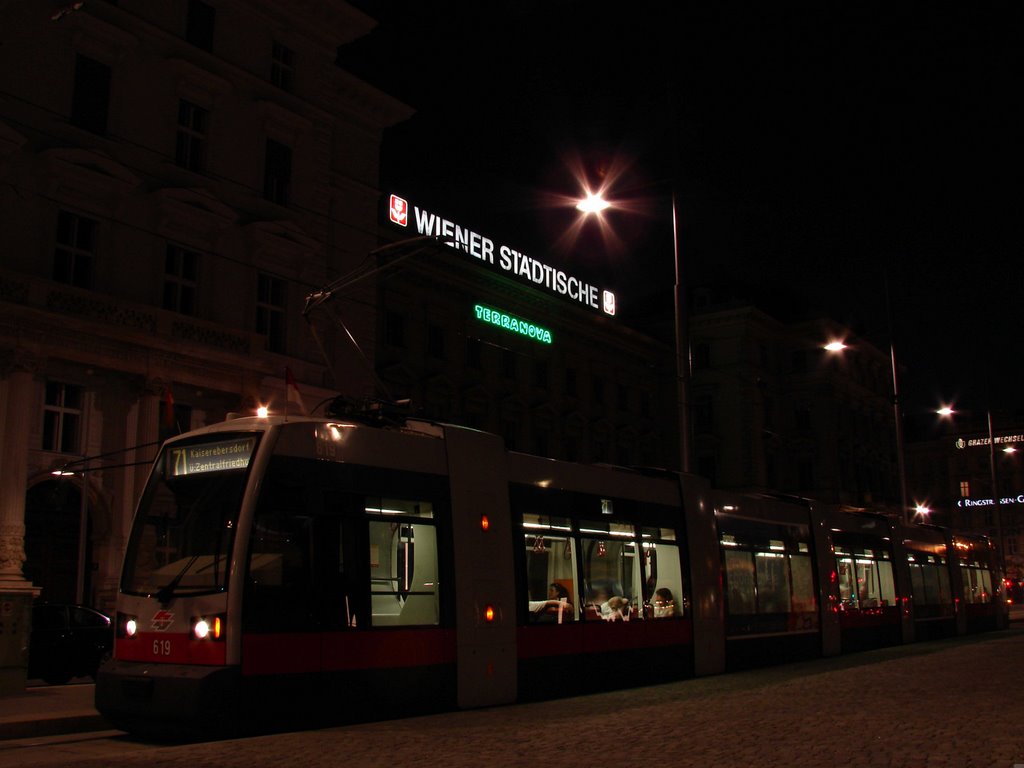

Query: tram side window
[719,520,819,635]
[367,497,439,627]
[724,550,756,613]
[756,552,791,613]
[908,555,951,606]
[836,554,896,608]
[790,554,817,612]
[962,564,994,604]
[523,514,577,624]
[641,529,685,618]
[581,521,640,621]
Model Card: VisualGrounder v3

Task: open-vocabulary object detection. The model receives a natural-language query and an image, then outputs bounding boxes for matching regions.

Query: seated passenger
[584,586,609,617]
[652,587,677,618]
[600,595,631,621]
[528,582,574,622]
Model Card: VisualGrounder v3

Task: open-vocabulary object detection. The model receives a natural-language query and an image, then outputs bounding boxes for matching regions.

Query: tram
[94,409,1007,735]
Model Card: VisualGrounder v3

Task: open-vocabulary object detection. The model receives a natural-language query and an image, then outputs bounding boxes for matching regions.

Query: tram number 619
[153,639,172,656]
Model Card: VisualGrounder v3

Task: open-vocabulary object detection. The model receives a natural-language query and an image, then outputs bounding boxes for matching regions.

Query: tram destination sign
[386,193,617,317]
[168,437,256,477]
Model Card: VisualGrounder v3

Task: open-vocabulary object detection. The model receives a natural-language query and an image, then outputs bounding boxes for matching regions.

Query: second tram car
[95,412,1007,735]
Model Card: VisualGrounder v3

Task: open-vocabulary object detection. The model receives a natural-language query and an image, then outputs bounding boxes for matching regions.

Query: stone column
[131,379,163,511]
[0,354,40,694]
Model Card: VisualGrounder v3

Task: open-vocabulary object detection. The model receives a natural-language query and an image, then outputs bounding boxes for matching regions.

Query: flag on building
[163,387,175,430]
[285,367,307,415]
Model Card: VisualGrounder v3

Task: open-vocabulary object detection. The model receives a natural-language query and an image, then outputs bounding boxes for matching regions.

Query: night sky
[339,3,1023,430]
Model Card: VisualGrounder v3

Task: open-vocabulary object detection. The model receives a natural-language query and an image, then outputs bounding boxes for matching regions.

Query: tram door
[242,457,452,712]
[242,483,365,667]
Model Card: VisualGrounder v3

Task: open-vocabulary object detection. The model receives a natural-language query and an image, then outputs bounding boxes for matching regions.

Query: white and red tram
[95,412,1007,735]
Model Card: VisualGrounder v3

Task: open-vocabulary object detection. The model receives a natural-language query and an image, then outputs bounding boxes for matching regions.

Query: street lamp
[823,338,910,525]
[575,187,690,473]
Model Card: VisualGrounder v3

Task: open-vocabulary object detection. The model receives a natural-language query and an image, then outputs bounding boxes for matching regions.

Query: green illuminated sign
[474,304,552,344]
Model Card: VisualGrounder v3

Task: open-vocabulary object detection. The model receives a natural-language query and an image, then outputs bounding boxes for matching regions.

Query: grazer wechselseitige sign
[387,194,617,317]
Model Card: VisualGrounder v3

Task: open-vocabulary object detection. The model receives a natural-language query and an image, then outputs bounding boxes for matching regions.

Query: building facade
[688,297,903,513]
[906,414,1024,579]
[0,0,411,625]
[370,228,677,469]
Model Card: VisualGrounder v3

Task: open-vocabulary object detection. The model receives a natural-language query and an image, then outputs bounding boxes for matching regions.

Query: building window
[256,273,286,353]
[959,480,970,497]
[791,350,807,375]
[466,337,482,370]
[70,54,110,135]
[164,244,198,315]
[798,459,815,489]
[385,311,406,348]
[186,0,216,51]
[271,41,295,92]
[54,210,96,288]
[427,324,445,360]
[592,376,605,405]
[795,406,812,434]
[533,360,548,389]
[565,367,577,397]
[693,342,711,371]
[502,350,516,380]
[694,396,714,434]
[43,382,83,454]
[617,383,628,411]
[175,100,208,172]
[263,139,292,206]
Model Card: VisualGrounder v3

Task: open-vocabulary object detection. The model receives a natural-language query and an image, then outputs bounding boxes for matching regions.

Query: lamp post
[824,338,910,525]
[576,188,690,473]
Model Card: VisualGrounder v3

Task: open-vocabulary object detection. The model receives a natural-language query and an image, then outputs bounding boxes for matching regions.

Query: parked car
[29,603,113,685]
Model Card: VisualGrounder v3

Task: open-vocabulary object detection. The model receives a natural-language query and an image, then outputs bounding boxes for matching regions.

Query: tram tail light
[118,612,139,639]
[484,604,496,623]
[192,614,225,641]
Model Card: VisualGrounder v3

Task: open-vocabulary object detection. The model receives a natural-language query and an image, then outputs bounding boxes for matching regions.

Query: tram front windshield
[121,434,259,599]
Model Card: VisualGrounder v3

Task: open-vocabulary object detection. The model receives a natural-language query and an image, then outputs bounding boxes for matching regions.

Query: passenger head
[549,583,570,600]
[654,588,675,617]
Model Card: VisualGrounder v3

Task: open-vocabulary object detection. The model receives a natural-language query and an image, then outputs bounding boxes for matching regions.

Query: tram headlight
[191,614,224,641]
[118,612,139,639]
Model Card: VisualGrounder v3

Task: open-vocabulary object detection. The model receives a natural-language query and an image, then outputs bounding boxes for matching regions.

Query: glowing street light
[575,185,690,473]
[574,192,611,215]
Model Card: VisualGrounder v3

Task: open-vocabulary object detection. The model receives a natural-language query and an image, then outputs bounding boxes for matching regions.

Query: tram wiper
[155,554,200,604]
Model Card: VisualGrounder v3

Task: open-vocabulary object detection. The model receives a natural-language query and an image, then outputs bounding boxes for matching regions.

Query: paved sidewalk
[2,628,1024,767]
[0,681,109,740]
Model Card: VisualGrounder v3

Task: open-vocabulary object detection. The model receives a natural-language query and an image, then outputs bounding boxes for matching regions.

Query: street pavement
[3,625,1024,767]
